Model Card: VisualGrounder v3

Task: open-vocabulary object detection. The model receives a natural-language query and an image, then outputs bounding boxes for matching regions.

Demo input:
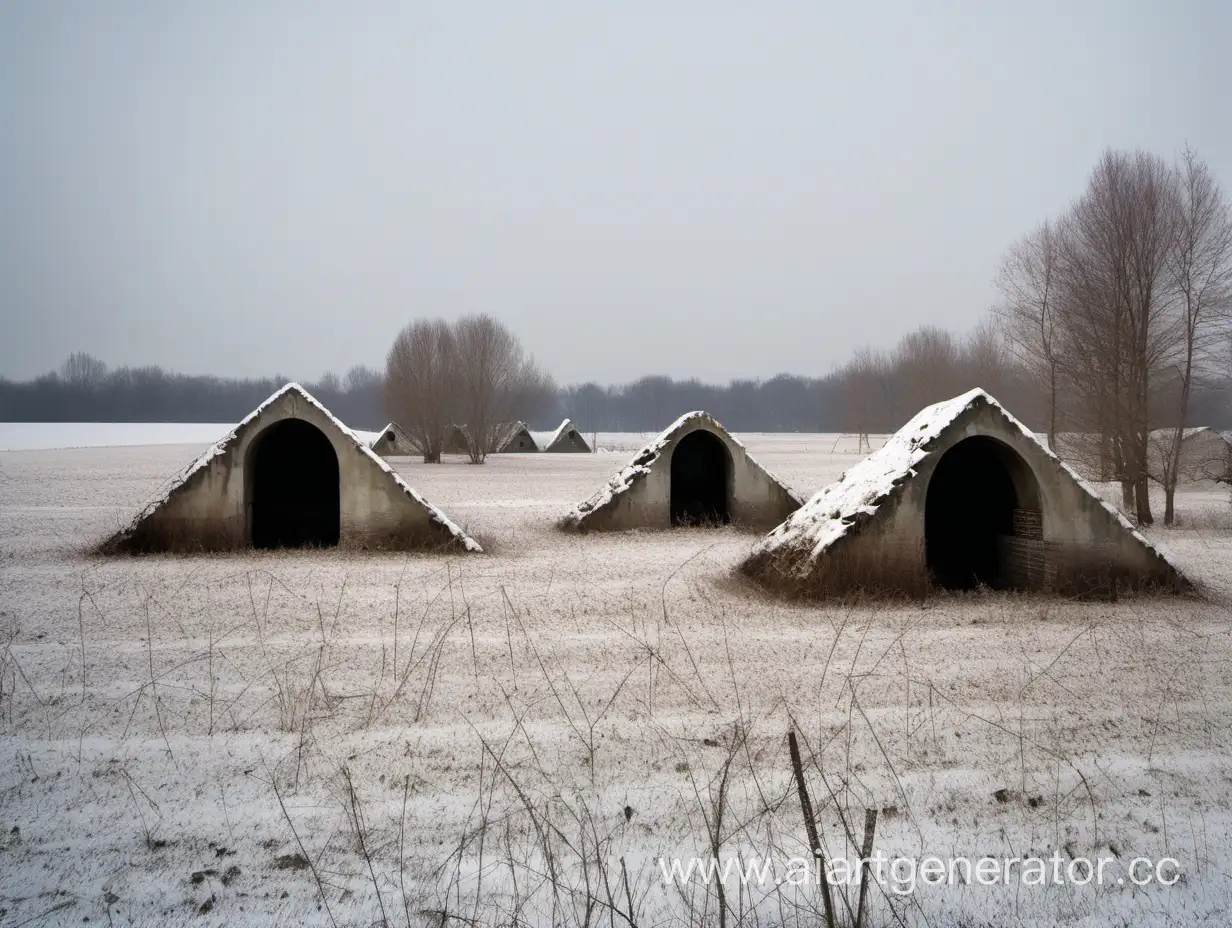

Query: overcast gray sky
[2,1,1229,386]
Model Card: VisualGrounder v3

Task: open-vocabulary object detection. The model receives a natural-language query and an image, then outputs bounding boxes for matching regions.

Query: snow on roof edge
[561,410,803,526]
[751,387,1177,574]
[112,383,482,553]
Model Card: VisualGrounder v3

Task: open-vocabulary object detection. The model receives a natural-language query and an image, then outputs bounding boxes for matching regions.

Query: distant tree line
[0,353,385,427]
[557,374,839,432]
[4,336,1229,446]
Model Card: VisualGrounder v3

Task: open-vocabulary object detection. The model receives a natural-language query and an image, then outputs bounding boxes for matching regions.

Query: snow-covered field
[0,422,237,452]
[1,435,1230,927]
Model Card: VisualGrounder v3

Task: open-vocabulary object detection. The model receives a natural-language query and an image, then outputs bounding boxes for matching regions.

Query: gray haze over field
[2,1,1229,385]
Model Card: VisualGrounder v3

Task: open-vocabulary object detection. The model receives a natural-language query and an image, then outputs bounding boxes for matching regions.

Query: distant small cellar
[492,421,538,453]
[99,384,481,554]
[559,411,802,532]
[543,419,591,453]
[369,422,418,457]
[741,389,1187,599]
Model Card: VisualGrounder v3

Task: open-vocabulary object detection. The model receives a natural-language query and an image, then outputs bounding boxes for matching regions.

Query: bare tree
[1056,149,1179,524]
[60,352,108,388]
[1160,146,1232,523]
[838,346,889,450]
[453,315,555,463]
[344,365,382,393]
[994,220,1062,448]
[888,326,964,428]
[384,319,459,463]
[965,317,1007,399]
[316,370,342,394]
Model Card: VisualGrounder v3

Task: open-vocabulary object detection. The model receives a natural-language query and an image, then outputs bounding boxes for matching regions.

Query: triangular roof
[560,411,802,530]
[369,421,419,456]
[742,389,1184,596]
[544,418,591,453]
[493,421,538,453]
[100,384,481,553]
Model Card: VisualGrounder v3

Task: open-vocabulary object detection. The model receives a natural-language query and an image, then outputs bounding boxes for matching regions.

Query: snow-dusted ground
[1,437,1230,927]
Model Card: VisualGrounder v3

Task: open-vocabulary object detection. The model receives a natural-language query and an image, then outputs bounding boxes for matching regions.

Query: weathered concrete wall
[107,389,475,552]
[579,421,800,531]
[831,404,1179,593]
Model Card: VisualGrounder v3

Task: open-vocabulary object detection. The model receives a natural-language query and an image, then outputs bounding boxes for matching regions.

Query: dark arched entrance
[925,436,1041,590]
[670,430,730,526]
[248,419,340,549]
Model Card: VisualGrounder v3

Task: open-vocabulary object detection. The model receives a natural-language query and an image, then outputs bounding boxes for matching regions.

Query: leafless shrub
[266,757,340,928]
[122,766,164,851]
[341,766,390,927]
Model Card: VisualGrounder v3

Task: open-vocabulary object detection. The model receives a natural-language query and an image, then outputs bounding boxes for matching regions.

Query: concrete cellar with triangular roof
[100,384,481,554]
[560,411,802,531]
[543,419,590,453]
[369,421,418,457]
[741,389,1186,598]
[492,421,538,453]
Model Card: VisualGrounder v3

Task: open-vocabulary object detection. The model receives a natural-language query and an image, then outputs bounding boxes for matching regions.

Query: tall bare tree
[994,220,1062,448]
[1160,146,1232,523]
[384,319,458,463]
[1056,149,1179,523]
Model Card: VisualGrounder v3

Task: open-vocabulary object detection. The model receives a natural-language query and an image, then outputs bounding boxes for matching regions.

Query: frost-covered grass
[0,439,1230,926]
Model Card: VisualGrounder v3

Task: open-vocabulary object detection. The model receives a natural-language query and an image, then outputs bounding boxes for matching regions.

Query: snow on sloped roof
[750,388,1169,567]
[541,418,591,452]
[548,419,575,446]
[112,383,481,552]
[560,410,801,526]
[493,421,535,449]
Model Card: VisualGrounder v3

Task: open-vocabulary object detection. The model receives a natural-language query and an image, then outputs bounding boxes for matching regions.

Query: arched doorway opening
[670,430,730,526]
[925,436,1041,590]
[248,419,340,549]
